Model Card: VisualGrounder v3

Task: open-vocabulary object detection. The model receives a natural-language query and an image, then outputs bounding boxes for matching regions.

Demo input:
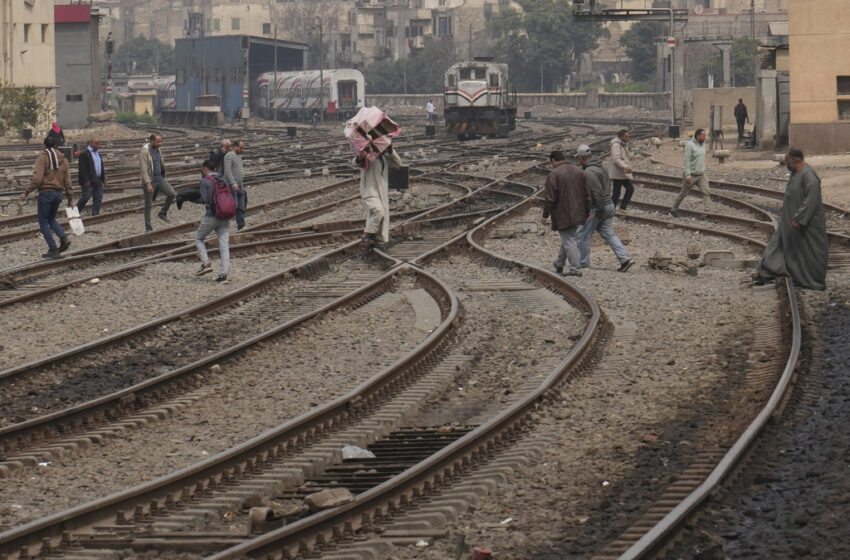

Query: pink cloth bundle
[344,107,401,167]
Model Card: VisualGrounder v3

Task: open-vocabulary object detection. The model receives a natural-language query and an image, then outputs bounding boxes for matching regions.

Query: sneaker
[157,212,170,223]
[562,270,582,277]
[552,261,564,274]
[237,224,245,231]
[145,225,153,232]
[58,237,71,253]
[669,210,680,218]
[215,273,228,283]
[42,248,62,260]
[196,262,212,276]
[618,259,634,273]
[176,196,184,211]
[619,207,629,214]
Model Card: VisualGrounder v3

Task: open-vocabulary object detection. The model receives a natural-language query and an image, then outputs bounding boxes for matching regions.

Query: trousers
[612,179,635,210]
[671,174,711,213]
[195,216,231,275]
[77,180,104,215]
[37,190,66,250]
[143,177,176,228]
[579,203,630,267]
[555,226,581,273]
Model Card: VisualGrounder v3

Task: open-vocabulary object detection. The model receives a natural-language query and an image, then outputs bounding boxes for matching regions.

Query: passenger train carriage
[155,77,176,110]
[256,69,365,121]
[444,59,517,139]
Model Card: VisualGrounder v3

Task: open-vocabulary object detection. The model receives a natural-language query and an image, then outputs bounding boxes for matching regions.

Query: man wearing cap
[576,144,633,272]
[541,150,591,277]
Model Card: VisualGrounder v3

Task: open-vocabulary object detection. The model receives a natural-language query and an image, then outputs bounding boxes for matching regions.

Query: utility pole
[270,0,277,121]
[750,0,756,41]
[468,23,472,59]
[317,16,324,122]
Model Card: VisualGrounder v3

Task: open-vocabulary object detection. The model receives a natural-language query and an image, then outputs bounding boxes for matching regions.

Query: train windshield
[460,67,487,80]
[338,81,357,106]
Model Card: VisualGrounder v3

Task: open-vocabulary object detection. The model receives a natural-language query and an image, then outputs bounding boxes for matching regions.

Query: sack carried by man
[65,205,85,236]
[210,175,236,220]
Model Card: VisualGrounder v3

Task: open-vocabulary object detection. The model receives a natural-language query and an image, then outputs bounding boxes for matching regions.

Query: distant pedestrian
[541,150,591,277]
[753,149,828,290]
[209,139,231,173]
[356,145,402,248]
[223,139,247,230]
[46,121,66,147]
[576,144,633,272]
[734,98,749,140]
[20,137,74,259]
[138,132,176,231]
[426,99,436,124]
[193,159,233,282]
[669,128,711,217]
[77,136,106,216]
[609,129,635,212]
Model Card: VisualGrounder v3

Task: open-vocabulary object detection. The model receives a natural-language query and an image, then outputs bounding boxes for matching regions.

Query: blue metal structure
[174,35,306,117]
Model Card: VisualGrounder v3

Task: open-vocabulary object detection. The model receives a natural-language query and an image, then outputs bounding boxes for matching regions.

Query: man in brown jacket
[20,137,74,259]
[541,150,591,277]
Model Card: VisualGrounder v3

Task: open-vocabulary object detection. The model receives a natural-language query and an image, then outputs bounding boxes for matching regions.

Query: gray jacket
[223,151,244,188]
[581,157,612,211]
[683,136,706,177]
[608,136,633,180]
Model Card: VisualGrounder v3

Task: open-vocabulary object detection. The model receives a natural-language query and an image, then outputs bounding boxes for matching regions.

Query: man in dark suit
[77,137,106,216]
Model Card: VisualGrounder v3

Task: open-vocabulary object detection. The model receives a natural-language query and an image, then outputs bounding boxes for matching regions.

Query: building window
[837,76,850,96]
[231,18,240,30]
[66,94,84,102]
[41,24,47,42]
[839,100,850,121]
[23,23,31,42]
[213,18,220,31]
[263,22,271,34]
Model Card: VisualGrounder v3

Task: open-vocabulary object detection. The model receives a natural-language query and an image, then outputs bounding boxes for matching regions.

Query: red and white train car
[255,69,364,121]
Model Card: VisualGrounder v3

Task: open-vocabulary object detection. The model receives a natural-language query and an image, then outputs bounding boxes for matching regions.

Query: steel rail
[0,264,459,559]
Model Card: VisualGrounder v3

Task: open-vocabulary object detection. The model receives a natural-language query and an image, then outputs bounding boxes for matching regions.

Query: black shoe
[751,274,769,286]
[237,224,245,231]
[145,225,153,232]
[157,212,170,223]
[42,248,62,260]
[360,233,377,248]
[58,237,71,253]
[176,196,184,210]
[562,270,582,277]
[669,210,680,218]
[618,259,634,273]
[196,262,212,276]
[552,261,563,274]
[215,273,228,283]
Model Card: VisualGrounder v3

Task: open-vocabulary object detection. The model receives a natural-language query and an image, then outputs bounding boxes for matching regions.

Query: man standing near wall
[734,98,749,140]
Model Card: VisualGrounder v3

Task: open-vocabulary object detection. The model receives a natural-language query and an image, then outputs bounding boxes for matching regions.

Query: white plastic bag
[341,445,376,459]
[65,205,84,236]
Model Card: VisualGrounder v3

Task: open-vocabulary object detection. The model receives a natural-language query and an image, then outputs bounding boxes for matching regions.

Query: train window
[448,75,456,87]
[490,74,499,87]
[459,68,471,80]
[474,68,486,80]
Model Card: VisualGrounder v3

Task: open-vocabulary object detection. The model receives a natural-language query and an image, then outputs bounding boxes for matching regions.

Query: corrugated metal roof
[768,21,789,36]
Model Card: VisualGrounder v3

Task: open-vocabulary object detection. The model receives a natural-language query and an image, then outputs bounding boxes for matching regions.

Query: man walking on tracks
[356,145,403,248]
[210,139,231,173]
[541,150,591,277]
[669,128,711,218]
[139,132,176,232]
[576,145,633,272]
[734,98,749,141]
[77,136,106,216]
[193,159,234,283]
[20,137,74,259]
[224,139,247,230]
[753,149,828,290]
[609,129,635,212]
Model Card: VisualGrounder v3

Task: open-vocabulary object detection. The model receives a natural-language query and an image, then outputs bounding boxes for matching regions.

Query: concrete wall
[55,19,101,129]
[789,0,850,124]
[692,87,756,132]
[789,122,850,155]
[366,92,670,113]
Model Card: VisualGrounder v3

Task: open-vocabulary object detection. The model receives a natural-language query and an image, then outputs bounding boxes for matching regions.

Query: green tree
[0,83,53,135]
[486,0,607,92]
[619,21,662,83]
[699,37,761,87]
[114,35,175,75]
[362,37,457,94]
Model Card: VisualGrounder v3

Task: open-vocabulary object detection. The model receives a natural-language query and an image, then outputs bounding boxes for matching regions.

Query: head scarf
[51,122,61,133]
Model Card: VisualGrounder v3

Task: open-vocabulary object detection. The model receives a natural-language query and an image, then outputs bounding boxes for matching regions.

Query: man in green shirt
[670,128,711,217]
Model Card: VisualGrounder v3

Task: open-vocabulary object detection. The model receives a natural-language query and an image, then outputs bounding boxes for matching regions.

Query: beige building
[1,0,57,89]
[788,0,850,153]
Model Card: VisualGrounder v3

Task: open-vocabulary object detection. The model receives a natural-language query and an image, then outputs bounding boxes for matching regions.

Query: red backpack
[210,175,235,220]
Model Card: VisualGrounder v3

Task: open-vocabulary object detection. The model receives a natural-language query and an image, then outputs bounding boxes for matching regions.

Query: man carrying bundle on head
[345,107,403,248]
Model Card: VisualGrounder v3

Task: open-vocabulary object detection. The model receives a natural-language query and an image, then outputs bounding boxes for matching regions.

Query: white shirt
[426,102,435,114]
